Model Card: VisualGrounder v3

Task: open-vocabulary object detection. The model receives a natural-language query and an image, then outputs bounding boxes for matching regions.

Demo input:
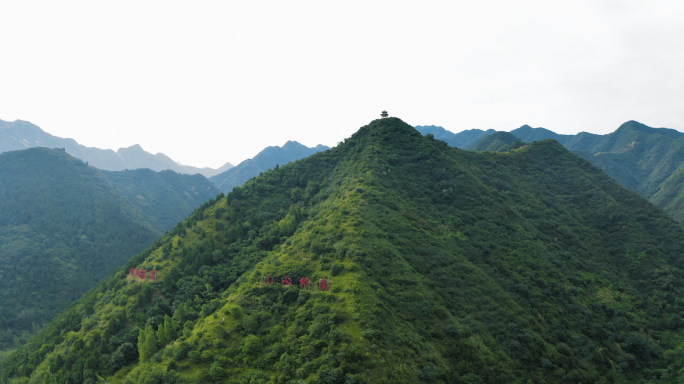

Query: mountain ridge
[7,118,684,383]
[209,140,330,193]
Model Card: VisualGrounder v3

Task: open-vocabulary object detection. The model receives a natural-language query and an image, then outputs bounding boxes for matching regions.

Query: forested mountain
[209,141,329,193]
[7,118,684,383]
[468,131,523,152]
[0,148,220,358]
[0,148,158,352]
[415,125,495,149]
[100,169,219,234]
[467,121,684,224]
[0,119,233,177]
[510,121,683,155]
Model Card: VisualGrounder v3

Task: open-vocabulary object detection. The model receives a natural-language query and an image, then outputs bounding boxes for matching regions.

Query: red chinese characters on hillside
[129,268,156,280]
[299,276,312,289]
[262,275,331,291]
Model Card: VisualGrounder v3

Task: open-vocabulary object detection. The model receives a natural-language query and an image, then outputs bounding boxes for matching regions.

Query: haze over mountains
[1,119,330,194]
[0,119,233,178]
[6,118,684,383]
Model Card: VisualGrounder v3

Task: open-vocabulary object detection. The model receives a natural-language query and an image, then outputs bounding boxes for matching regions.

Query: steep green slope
[469,131,524,152]
[209,141,329,193]
[0,149,221,357]
[0,148,159,348]
[7,118,684,384]
[100,169,220,233]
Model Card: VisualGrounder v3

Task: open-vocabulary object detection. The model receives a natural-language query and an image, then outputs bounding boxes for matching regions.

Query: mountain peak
[354,117,421,142]
[281,140,304,149]
[118,144,145,152]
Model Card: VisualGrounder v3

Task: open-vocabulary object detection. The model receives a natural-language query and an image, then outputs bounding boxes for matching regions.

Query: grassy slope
[6,119,684,384]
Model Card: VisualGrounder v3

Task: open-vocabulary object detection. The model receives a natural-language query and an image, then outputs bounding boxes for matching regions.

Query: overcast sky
[1,1,683,167]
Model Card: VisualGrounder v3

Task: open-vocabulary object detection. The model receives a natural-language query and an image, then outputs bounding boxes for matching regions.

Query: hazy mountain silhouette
[210,140,329,193]
[0,119,233,177]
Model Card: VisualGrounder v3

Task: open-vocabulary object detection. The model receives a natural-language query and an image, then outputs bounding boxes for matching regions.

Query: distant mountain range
[420,121,684,224]
[210,140,330,193]
[0,119,233,177]
[0,147,220,351]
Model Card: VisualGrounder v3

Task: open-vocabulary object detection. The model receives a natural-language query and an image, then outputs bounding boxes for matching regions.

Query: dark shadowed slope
[0,148,221,356]
[209,141,329,193]
[8,118,684,383]
[0,148,158,345]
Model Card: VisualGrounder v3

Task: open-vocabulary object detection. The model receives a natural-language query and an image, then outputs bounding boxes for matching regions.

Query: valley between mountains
[0,123,328,359]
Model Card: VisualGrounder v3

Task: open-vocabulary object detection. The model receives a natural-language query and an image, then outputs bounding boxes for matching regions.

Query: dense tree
[138,325,157,362]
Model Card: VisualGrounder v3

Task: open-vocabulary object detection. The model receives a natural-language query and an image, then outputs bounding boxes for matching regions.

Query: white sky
[1,1,683,167]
